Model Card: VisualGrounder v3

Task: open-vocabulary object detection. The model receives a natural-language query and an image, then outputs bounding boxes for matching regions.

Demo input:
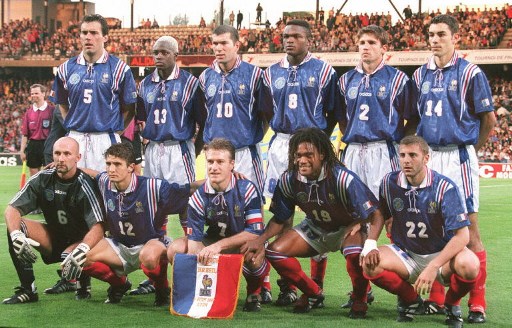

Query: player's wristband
[361,239,378,257]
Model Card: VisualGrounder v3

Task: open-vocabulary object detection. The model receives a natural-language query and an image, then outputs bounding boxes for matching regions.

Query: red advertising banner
[479,163,512,179]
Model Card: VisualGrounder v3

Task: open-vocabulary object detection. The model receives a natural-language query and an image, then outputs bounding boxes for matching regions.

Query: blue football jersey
[270,163,378,231]
[97,172,190,246]
[339,61,414,143]
[412,53,494,146]
[50,51,137,132]
[379,168,470,255]
[199,57,265,149]
[136,66,203,142]
[260,53,339,133]
[187,175,264,242]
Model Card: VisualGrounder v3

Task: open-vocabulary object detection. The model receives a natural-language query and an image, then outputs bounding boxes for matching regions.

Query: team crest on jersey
[347,87,358,100]
[274,77,286,90]
[135,201,144,213]
[44,189,54,201]
[207,84,217,97]
[147,92,155,103]
[448,79,458,91]
[171,90,178,101]
[377,85,387,99]
[238,84,246,95]
[427,201,437,214]
[234,205,241,217]
[42,119,50,128]
[393,198,404,212]
[207,207,215,219]
[296,192,308,203]
[421,81,431,94]
[69,73,81,85]
[307,76,315,87]
[101,73,109,83]
[107,199,115,211]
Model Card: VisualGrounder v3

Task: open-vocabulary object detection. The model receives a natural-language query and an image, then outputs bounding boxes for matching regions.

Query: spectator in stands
[237,11,243,30]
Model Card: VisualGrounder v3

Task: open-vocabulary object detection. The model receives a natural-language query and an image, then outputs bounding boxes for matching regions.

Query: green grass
[0,166,511,327]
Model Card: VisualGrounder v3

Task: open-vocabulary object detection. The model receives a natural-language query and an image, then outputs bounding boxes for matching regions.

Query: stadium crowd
[0,5,510,57]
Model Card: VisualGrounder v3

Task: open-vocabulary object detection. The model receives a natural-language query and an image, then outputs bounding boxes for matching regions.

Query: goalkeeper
[3,137,105,304]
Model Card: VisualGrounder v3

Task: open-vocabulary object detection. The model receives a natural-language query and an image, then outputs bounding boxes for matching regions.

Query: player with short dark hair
[362,135,480,328]
[243,128,383,318]
[168,138,269,312]
[80,143,198,306]
[3,137,105,304]
[411,14,496,323]
[50,13,137,171]
[199,25,267,198]
[20,84,55,176]
[337,25,416,307]
[260,19,339,305]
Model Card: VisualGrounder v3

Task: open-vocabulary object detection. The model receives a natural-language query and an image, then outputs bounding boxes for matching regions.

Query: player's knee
[454,252,480,280]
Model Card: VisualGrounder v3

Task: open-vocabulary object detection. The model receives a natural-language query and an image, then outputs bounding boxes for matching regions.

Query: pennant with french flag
[170,253,244,319]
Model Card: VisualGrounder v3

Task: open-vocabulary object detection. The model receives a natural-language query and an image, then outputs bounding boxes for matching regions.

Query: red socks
[141,258,168,289]
[364,269,418,304]
[267,249,320,296]
[445,273,478,306]
[345,253,370,302]
[468,250,487,312]
[310,255,327,286]
[82,262,126,286]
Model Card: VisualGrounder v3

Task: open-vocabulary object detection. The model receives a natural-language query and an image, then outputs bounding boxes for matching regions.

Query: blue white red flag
[170,254,244,319]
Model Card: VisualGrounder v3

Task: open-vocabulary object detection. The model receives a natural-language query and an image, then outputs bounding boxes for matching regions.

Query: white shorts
[144,139,195,184]
[428,145,479,213]
[106,238,144,276]
[386,244,448,286]
[68,130,121,172]
[341,141,399,199]
[264,133,291,198]
[234,145,265,196]
[294,218,347,254]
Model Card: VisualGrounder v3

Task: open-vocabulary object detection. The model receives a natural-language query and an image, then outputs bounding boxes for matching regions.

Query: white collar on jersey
[151,65,180,82]
[32,101,48,111]
[77,49,109,65]
[426,51,459,70]
[280,52,312,69]
[212,56,242,74]
[109,173,138,194]
[397,167,433,189]
[204,174,236,194]
[355,58,386,75]
[296,164,327,183]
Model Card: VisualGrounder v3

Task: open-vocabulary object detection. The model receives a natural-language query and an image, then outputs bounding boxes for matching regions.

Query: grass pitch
[0,166,510,327]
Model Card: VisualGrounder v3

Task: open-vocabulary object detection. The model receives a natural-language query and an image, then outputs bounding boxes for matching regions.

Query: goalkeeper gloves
[10,230,40,265]
[61,242,90,280]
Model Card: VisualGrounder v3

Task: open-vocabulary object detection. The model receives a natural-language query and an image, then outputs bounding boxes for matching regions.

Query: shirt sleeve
[343,173,378,221]
[441,183,471,235]
[321,66,339,114]
[187,190,206,242]
[120,65,137,105]
[467,69,494,115]
[79,175,105,229]
[49,66,69,105]
[269,173,296,223]
[242,181,264,235]
[135,81,147,122]
[159,180,191,215]
[9,175,42,215]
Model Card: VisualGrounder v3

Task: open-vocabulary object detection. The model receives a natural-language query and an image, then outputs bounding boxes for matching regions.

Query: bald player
[3,137,105,304]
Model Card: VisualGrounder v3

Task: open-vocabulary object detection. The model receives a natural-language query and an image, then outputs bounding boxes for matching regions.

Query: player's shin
[141,257,169,289]
[243,259,270,295]
[266,249,320,296]
[446,273,479,306]
[82,262,127,286]
[468,250,486,312]
[344,249,369,302]
[363,270,418,304]
[7,229,35,291]
[310,253,328,288]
